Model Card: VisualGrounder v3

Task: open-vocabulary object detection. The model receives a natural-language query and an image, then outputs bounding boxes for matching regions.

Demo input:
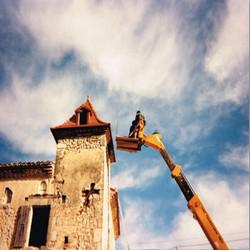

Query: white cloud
[118,173,249,249]
[196,73,249,109]
[18,0,191,100]
[219,145,249,171]
[112,164,162,189]
[1,0,248,159]
[205,0,248,82]
[117,198,166,250]
[176,122,204,146]
[0,72,82,156]
[201,0,249,108]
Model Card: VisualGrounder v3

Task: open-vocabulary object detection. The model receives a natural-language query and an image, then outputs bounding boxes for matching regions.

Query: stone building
[0,99,120,250]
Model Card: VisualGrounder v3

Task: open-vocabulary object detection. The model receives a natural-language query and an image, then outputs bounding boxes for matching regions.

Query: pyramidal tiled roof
[50,98,116,163]
[53,98,109,129]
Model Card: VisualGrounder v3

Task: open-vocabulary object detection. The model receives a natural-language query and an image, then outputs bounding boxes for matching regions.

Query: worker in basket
[128,110,146,139]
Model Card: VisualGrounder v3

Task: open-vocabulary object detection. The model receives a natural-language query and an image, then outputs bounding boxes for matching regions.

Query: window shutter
[13,206,30,248]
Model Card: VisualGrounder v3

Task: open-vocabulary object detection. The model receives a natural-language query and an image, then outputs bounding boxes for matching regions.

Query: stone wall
[0,134,116,250]
[0,206,16,250]
[54,136,106,203]
[47,203,102,250]
[49,134,113,250]
[0,179,53,209]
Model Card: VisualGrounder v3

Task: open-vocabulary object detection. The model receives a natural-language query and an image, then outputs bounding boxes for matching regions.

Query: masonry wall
[0,179,53,250]
[50,134,113,250]
[0,179,54,209]
[0,134,116,250]
[0,205,16,250]
[54,136,106,204]
[46,202,103,250]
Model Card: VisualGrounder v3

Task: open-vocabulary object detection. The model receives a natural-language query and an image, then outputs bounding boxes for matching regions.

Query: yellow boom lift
[116,112,229,250]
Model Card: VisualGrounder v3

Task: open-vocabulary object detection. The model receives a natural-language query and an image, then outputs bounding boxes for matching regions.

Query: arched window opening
[39,181,47,195]
[5,187,13,204]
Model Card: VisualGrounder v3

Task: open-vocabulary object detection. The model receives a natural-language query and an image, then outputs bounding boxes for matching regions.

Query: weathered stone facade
[51,135,109,250]
[0,99,119,250]
[0,206,16,249]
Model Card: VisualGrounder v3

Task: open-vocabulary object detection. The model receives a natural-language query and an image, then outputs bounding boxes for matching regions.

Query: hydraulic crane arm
[143,133,229,250]
[116,132,229,250]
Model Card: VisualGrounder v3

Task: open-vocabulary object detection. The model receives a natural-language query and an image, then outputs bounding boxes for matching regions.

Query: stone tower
[0,98,120,250]
[50,98,118,249]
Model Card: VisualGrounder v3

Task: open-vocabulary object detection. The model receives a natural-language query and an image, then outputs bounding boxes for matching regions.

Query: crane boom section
[188,194,229,250]
[143,133,229,250]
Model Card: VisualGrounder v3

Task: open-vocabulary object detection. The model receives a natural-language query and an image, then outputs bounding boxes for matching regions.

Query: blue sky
[0,0,249,249]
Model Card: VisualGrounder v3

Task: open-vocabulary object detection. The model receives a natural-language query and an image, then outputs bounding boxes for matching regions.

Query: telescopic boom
[116,130,229,250]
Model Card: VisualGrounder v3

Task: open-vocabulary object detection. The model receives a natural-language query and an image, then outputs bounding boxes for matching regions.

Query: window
[5,187,13,204]
[79,109,89,124]
[39,181,47,195]
[64,236,69,244]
